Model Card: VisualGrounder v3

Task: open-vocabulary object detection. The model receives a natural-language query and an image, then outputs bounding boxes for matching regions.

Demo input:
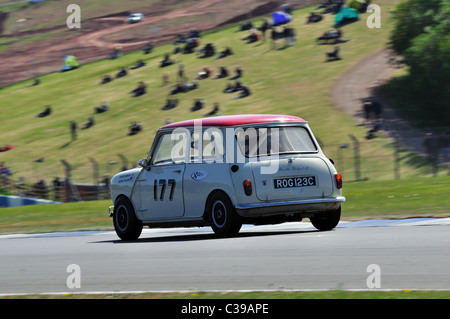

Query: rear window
[235,126,317,157]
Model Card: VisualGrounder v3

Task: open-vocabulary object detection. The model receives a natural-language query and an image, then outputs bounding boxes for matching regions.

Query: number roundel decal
[191,170,208,181]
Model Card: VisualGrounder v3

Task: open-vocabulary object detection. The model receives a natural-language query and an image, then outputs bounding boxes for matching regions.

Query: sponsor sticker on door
[191,170,208,181]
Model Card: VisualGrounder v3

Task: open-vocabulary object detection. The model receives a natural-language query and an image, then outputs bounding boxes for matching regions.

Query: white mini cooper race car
[109,114,345,239]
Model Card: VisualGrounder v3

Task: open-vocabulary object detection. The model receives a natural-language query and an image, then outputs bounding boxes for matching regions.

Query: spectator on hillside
[34,179,48,199]
[162,98,179,110]
[173,45,182,54]
[160,54,175,67]
[372,100,383,120]
[52,177,64,201]
[116,67,127,78]
[128,122,142,136]
[213,66,228,79]
[183,38,199,54]
[283,25,295,47]
[224,80,243,93]
[143,42,154,54]
[258,18,270,41]
[271,27,280,49]
[0,145,15,153]
[197,67,211,80]
[326,46,341,61]
[239,21,253,31]
[307,12,323,24]
[81,117,95,130]
[363,99,381,122]
[191,98,204,111]
[223,82,233,93]
[95,102,109,114]
[174,33,187,44]
[216,46,234,59]
[281,3,293,14]
[204,102,220,116]
[162,72,169,85]
[109,47,122,59]
[70,121,77,141]
[229,66,243,80]
[363,101,373,123]
[27,77,40,87]
[99,75,112,85]
[131,59,146,70]
[365,121,382,139]
[243,28,260,44]
[52,177,62,187]
[130,81,147,97]
[34,105,51,118]
[233,85,251,99]
[188,28,201,39]
[177,62,185,81]
[170,80,198,95]
[316,28,342,44]
[199,43,215,58]
[0,162,11,176]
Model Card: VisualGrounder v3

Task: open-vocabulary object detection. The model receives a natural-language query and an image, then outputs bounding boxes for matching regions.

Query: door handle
[173,169,182,173]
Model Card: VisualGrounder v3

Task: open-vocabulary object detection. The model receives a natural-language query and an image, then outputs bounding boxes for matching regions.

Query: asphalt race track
[1,218,450,295]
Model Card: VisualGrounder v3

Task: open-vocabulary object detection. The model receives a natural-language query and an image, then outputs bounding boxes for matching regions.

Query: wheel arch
[203,189,236,222]
[113,194,140,220]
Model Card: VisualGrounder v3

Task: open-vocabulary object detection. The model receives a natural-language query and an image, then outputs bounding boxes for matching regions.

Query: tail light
[243,179,252,196]
[335,173,343,189]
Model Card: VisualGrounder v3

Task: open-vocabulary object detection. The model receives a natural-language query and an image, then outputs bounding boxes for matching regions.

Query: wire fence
[323,133,450,182]
[1,133,448,203]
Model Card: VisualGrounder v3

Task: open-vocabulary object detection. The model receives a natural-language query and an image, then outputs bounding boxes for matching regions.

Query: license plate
[274,176,316,189]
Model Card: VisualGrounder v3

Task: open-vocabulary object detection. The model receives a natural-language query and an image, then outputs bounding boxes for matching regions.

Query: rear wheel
[113,197,142,240]
[310,206,341,231]
[208,192,242,237]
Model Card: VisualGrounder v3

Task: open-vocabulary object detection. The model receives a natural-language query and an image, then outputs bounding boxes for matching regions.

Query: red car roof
[160,114,306,129]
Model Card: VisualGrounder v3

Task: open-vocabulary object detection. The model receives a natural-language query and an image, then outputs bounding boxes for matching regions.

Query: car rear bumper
[235,196,345,217]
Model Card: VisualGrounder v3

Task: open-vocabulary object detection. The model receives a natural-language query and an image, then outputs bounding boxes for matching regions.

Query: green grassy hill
[0,0,439,184]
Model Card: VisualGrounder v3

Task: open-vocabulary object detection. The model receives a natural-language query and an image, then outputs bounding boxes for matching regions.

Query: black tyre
[208,192,242,237]
[310,206,341,231]
[113,197,142,240]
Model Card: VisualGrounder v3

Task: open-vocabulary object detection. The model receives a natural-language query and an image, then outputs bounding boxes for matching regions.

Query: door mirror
[138,158,150,170]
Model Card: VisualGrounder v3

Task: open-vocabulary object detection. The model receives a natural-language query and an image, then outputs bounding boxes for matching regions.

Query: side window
[190,129,224,163]
[152,131,188,165]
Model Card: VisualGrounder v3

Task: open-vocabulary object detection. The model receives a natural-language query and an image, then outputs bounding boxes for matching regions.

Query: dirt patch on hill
[0,0,315,87]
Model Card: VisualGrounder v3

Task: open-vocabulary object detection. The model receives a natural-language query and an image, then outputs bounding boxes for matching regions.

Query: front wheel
[208,192,242,237]
[310,207,341,231]
[113,197,142,240]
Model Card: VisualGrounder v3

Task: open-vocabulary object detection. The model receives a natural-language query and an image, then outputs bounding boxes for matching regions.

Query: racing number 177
[154,179,176,201]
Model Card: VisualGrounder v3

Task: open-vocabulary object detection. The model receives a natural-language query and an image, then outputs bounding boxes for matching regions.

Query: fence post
[61,159,71,202]
[338,143,349,175]
[89,157,99,185]
[348,135,361,181]
[117,154,129,171]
